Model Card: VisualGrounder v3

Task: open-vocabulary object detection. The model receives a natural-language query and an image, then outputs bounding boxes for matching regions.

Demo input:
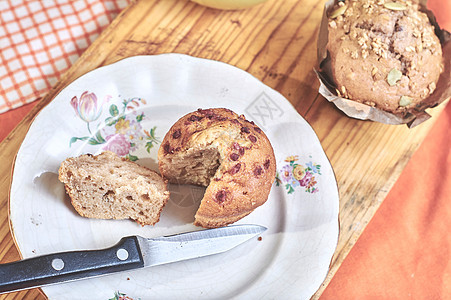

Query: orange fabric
[0,101,37,142]
[427,0,451,30]
[321,101,451,299]
[321,2,451,298]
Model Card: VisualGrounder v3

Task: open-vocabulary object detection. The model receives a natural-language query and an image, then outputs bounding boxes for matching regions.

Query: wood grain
[0,0,446,298]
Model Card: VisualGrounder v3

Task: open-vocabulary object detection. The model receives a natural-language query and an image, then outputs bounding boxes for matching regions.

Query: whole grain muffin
[158,108,276,228]
[327,0,443,114]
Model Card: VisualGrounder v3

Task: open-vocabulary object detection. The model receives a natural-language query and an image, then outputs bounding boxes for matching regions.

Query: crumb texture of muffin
[327,0,443,114]
[58,151,170,226]
[158,108,276,228]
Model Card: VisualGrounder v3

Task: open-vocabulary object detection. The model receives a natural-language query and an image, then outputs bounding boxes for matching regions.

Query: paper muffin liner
[316,0,451,127]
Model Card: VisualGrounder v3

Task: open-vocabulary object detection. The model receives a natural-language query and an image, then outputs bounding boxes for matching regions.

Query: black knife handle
[0,236,144,294]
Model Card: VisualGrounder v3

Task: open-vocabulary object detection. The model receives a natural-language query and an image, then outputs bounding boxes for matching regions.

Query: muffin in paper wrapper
[316,0,451,127]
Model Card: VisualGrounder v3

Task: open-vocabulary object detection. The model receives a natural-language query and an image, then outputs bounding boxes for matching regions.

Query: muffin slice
[58,151,169,226]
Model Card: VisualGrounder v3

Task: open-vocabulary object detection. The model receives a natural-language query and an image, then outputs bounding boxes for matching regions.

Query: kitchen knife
[0,224,266,294]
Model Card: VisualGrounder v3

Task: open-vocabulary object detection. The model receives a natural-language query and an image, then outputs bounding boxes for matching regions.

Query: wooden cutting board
[0,0,447,298]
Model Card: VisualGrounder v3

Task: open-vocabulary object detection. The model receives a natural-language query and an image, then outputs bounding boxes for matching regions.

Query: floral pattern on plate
[69,91,160,161]
[276,155,321,194]
[109,291,138,300]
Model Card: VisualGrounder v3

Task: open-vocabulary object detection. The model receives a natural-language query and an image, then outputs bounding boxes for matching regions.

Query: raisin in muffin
[158,108,276,228]
[59,151,170,226]
[327,0,443,114]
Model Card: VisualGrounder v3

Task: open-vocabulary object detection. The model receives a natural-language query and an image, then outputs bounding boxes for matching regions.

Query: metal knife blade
[0,224,266,294]
[139,223,266,267]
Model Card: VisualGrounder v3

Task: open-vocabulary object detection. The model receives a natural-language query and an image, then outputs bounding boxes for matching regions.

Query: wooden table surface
[0,0,447,299]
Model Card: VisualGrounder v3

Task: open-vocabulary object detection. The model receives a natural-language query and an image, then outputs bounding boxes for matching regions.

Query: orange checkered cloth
[0,0,130,114]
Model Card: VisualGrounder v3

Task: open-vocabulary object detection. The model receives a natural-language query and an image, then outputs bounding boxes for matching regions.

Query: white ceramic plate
[10,54,339,300]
